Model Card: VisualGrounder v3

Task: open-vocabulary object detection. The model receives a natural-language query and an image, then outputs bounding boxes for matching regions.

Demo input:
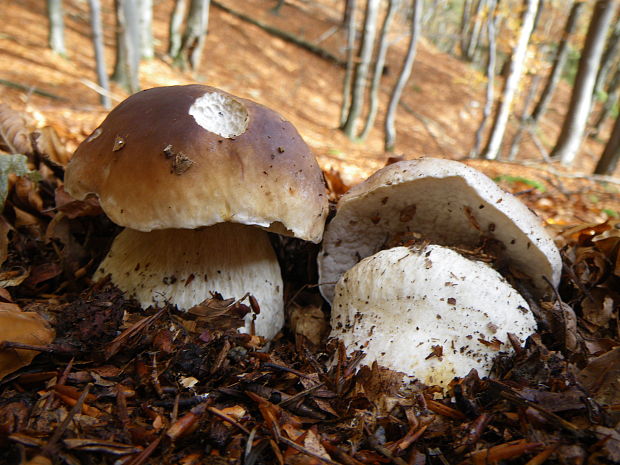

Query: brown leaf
[579,347,620,409]
[54,186,103,218]
[0,104,33,154]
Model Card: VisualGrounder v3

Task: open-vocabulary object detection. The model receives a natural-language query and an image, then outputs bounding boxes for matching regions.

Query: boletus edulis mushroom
[64,85,328,339]
[319,158,561,387]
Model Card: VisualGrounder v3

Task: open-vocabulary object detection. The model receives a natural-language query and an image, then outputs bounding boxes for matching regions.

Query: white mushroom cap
[330,245,536,388]
[95,224,283,339]
[319,158,561,302]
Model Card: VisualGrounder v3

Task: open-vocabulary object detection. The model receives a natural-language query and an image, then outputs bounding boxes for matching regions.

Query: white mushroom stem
[95,223,284,339]
[330,245,536,388]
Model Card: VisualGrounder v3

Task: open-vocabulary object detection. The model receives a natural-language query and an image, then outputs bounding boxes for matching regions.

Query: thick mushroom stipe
[319,158,561,302]
[330,245,536,388]
[96,223,283,339]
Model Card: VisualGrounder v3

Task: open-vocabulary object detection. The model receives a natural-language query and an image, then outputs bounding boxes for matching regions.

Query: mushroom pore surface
[330,245,536,388]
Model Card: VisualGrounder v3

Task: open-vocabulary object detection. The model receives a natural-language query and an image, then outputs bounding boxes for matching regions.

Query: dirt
[0,0,619,224]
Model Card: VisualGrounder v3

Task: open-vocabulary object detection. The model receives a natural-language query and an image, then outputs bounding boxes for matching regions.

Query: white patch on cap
[189,91,249,138]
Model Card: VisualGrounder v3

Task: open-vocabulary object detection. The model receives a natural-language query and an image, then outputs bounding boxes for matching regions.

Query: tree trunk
[47,0,66,55]
[592,66,620,136]
[360,0,400,140]
[471,0,498,157]
[139,0,154,59]
[342,0,381,139]
[530,0,583,123]
[459,0,473,58]
[594,12,620,96]
[339,0,358,128]
[384,0,422,153]
[87,0,111,109]
[112,0,141,94]
[174,0,211,70]
[465,0,486,61]
[594,110,620,175]
[271,0,285,15]
[168,0,188,58]
[481,0,539,160]
[551,0,618,166]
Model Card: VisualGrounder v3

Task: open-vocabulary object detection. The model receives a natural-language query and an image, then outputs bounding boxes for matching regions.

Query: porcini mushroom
[64,85,328,339]
[318,158,561,302]
[330,245,536,387]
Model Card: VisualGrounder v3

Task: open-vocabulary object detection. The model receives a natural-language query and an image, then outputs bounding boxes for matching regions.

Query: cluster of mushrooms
[1,84,562,388]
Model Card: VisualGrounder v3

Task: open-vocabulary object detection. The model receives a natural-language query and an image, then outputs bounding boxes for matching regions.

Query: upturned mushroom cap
[319,158,561,302]
[330,245,536,388]
[64,85,328,243]
[0,305,55,380]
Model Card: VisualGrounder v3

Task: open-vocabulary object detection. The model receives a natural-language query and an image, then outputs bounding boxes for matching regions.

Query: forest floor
[1,0,620,226]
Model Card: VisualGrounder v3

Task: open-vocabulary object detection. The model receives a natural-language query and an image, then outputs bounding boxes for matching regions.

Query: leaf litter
[0,106,620,465]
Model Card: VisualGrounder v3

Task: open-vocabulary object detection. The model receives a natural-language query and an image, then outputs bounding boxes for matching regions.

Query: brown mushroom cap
[64,85,328,243]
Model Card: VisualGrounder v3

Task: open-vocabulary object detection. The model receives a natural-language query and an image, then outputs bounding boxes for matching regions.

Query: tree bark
[47,0,66,55]
[175,0,211,70]
[139,0,154,59]
[594,110,620,175]
[340,0,358,128]
[551,0,618,166]
[459,0,473,58]
[360,0,400,140]
[594,12,620,96]
[384,0,422,153]
[87,0,111,109]
[481,0,539,160]
[471,0,498,157]
[168,0,188,58]
[342,0,381,139]
[112,0,141,94]
[592,66,620,136]
[530,0,583,123]
[465,0,486,61]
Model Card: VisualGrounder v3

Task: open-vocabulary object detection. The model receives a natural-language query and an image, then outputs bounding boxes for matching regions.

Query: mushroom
[330,245,536,387]
[64,85,328,339]
[0,303,55,380]
[318,157,561,303]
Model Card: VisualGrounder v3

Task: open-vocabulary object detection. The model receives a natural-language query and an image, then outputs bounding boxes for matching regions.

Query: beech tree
[594,12,620,96]
[594,110,620,175]
[172,0,211,70]
[480,0,539,160]
[339,0,358,128]
[341,0,381,139]
[47,0,66,55]
[139,0,154,60]
[87,0,111,108]
[551,0,618,166]
[112,0,141,94]
[168,0,188,58]
[592,67,620,136]
[385,0,422,153]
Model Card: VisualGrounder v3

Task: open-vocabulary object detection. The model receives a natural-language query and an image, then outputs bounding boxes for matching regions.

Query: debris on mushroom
[64,85,328,339]
[330,245,536,388]
[318,157,561,303]
[0,303,55,380]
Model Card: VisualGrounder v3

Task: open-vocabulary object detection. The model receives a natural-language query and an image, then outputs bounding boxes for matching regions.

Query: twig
[0,79,67,101]
[208,406,251,434]
[79,79,124,104]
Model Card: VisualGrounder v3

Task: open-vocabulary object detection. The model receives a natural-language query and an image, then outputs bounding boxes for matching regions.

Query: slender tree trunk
[340,0,358,128]
[594,110,620,175]
[530,0,583,123]
[551,0,618,166]
[385,0,422,153]
[508,74,542,160]
[471,0,497,157]
[481,0,539,160]
[459,0,473,58]
[594,12,620,96]
[465,0,486,61]
[47,0,66,55]
[360,0,400,140]
[139,0,154,59]
[342,0,381,139]
[175,0,211,70]
[592,66,620,136]
[112,0,141,94]
[87,0,111,109]
[168,0,188,58]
